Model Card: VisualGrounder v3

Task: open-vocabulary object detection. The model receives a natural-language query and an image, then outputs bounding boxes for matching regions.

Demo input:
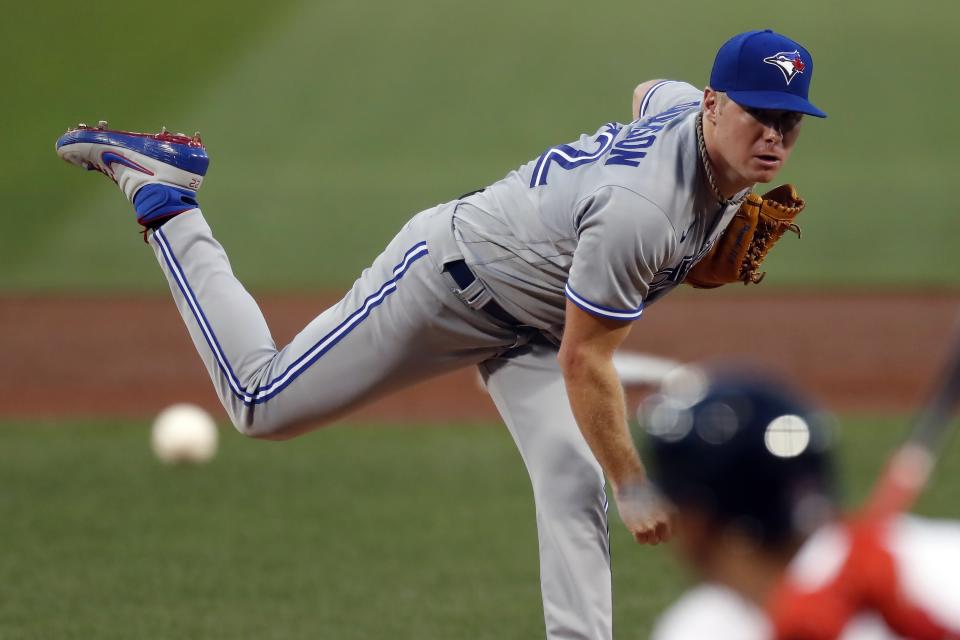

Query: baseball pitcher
[56,29,825,640]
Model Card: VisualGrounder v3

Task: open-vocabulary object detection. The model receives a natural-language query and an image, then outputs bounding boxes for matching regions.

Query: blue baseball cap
[710,29,826,118]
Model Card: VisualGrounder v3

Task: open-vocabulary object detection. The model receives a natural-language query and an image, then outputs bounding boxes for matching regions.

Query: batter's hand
[614,480,674,545]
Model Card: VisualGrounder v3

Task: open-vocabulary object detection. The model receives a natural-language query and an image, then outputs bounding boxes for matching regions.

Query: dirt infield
[2,292,957,422]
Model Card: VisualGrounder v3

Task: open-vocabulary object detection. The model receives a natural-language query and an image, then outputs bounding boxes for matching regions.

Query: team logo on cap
[762,50,806,85]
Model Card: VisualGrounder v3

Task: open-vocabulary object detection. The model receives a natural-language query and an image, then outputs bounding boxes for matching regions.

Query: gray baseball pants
[148,202,612,640]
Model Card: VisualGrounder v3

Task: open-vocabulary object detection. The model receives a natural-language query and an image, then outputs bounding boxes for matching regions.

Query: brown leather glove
[684,184,805,288]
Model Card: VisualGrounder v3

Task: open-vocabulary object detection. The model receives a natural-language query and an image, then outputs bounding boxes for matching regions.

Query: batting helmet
[638,367,836,545]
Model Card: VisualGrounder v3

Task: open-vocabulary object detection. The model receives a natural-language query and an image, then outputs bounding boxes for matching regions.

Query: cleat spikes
[55,122,209,225]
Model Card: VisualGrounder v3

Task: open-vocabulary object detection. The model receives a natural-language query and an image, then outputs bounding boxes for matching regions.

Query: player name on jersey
[606,101,701,167]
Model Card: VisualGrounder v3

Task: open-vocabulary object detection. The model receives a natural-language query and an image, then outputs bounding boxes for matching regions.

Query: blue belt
[444,260,519,326]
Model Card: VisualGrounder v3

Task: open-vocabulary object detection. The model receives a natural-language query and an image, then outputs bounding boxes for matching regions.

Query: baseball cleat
[56,122,209,227]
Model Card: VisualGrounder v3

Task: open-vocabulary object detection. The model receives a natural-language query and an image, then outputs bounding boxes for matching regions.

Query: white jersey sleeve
[893,517,960,628]
[637,81,703,119]
[651,583,771,640]
[565,186,677,321]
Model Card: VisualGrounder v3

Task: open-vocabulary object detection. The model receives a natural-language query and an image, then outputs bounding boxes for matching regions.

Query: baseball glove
[684,184,805,288]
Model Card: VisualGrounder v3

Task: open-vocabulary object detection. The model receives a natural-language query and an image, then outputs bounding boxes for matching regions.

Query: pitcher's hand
[614,480,673,545]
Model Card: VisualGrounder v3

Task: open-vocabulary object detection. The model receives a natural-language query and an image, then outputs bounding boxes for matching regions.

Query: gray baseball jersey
[455,80,747,340]
[98,78,741,640]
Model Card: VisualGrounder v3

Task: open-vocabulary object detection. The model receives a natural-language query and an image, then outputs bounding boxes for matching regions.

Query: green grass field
[4,0,959,291]
[2,417,957,639]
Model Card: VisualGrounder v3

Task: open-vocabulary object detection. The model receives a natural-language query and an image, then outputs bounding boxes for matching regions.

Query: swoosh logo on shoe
[101,151,155,176]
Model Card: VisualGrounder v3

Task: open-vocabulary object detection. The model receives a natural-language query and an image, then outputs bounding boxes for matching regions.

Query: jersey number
[529,123,621,187]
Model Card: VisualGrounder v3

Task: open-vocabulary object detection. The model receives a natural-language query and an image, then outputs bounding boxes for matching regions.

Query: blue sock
[133,184,199,228]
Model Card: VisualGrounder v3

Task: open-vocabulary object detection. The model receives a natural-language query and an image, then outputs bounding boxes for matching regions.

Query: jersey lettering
[605,101,700,167]
[529,123,621,187]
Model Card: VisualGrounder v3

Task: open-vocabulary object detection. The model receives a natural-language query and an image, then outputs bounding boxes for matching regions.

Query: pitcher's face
[711,95,803,186]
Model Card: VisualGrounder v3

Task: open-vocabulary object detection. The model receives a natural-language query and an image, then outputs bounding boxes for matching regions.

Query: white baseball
[151,403,219,464]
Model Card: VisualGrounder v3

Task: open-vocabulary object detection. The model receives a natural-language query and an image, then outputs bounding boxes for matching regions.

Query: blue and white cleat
[56,121,209,228]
